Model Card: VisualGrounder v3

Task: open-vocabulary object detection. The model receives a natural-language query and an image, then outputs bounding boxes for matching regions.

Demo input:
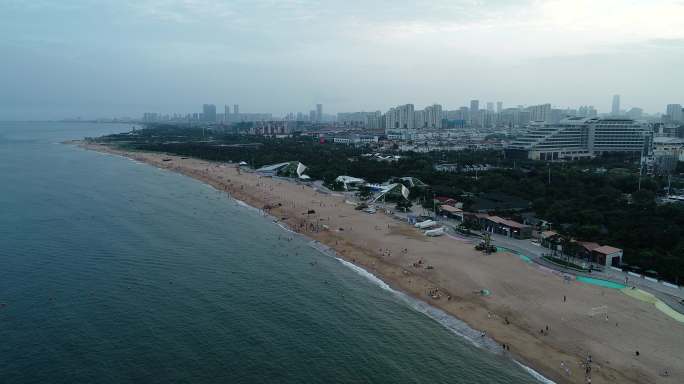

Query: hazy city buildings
[336,111,381,128]
[202,104,217,122]
[316,104,323,122]
[627,107,643,119]
[578,105,598,118]
[529,103,551,122]
[611,95,621,115]
[470,100,479,127]
[414,104,443,129]
[666,104,682,122]
[386,104,415,135]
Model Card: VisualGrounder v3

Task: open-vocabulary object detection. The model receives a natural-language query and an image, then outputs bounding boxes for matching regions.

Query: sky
[1,0,683,120]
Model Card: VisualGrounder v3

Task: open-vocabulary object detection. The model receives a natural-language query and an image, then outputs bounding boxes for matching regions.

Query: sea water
[0,122,541,383]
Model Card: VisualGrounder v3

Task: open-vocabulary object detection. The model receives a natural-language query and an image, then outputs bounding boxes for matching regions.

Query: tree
[396,199,413,212]
[357,185,373,200]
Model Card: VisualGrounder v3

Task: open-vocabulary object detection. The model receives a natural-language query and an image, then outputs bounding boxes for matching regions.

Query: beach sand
[80,143,684,384]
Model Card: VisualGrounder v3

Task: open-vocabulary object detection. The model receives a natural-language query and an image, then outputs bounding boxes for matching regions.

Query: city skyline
[2,1,684,120]
[141,96,675,123]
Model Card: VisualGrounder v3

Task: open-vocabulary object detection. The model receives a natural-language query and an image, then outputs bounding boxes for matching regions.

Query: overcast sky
[1,0,683,120]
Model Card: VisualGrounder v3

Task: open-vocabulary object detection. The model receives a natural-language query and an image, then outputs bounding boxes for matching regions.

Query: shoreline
[75,142,684,384]
[310,241,555,384]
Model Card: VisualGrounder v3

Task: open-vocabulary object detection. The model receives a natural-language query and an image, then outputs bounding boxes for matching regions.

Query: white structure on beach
[335,176,365,191]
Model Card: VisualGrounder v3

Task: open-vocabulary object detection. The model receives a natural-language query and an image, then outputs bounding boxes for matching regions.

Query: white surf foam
[233,199,261,213]
[515,361,557,384]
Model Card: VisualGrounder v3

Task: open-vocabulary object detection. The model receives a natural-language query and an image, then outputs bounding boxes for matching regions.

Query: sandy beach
[80,142,684,384]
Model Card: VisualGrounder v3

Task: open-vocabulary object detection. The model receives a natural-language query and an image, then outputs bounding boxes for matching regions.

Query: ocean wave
[277,222,297,234]
[233,199,261,213]
[515,361,557,384]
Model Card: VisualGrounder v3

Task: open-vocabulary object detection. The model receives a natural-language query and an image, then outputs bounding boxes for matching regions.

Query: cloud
[1,0,683,118]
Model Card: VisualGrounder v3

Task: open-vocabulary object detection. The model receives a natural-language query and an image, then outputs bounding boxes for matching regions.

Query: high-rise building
[414,110,425,128]
[425,104,443,129]
[202,104,217,122]
[224,105,230,122]
[666,104,683,122]
[611,95,621,115]
[496,102,503,114]
[486,102,494,112]
[309,110,316,122]
[234,104,240,115]
[316,104,323,122]
[366,111,382,129]
[528,103,551,122]
[470,100,479,126]
[385,104,415,133]
[414,104,443,129]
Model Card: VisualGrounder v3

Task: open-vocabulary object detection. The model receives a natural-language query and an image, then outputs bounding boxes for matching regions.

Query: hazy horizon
[2,0,683,120]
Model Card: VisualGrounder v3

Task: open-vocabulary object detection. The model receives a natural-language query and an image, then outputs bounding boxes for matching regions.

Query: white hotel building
[508,117,652,161]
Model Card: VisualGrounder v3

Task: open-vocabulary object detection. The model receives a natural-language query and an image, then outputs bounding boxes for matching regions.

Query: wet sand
[80,143,684,384]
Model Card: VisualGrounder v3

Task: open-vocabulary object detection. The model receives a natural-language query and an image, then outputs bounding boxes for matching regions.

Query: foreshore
[77,142,684,384]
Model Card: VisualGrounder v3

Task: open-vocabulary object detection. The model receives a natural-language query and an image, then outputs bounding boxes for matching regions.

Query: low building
[439,205,463,221]
[331,134,379,145]
[435,196,461,207]
[592,245,623,267]
[482,215,532,239]
[540,230,563,248]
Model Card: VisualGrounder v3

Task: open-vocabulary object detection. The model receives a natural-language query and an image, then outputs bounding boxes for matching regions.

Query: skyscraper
[224,105,230,122]
[385,104,415,132]
[496,102,503,114]
[316,104,323,122]
[611,95,620,115]
[202,104,217,122]
[470,100,479,126]
[666,104,683,122]
[486,102,494,112]
[234,104,240,115]
[528,103,551,122]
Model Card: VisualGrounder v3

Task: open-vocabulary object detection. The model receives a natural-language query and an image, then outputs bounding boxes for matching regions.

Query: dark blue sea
[0,122,542,383]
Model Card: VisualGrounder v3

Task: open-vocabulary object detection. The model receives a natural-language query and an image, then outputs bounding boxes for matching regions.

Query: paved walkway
[486,233,684,314]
